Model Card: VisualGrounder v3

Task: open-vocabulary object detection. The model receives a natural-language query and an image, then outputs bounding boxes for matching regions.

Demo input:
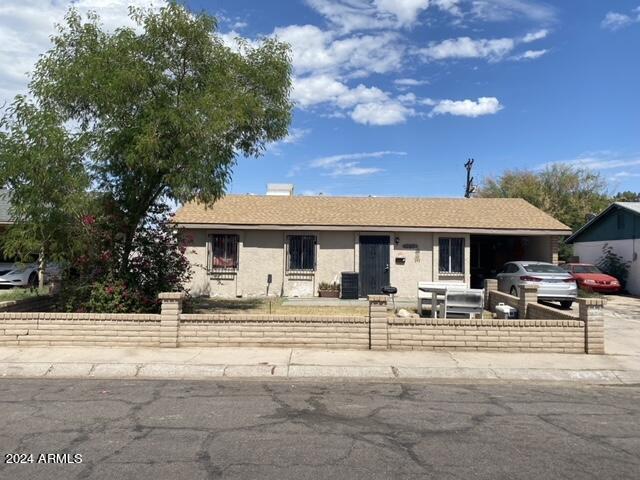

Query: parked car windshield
[522,264,566,274]
[573,265,602,274]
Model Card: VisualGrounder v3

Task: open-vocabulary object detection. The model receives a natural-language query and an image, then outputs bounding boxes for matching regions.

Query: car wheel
[509,286,518,297]
[27,272,38,289]
[560,300,573,309]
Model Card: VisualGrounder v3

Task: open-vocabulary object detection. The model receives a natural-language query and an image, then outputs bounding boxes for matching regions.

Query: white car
[0,263,60,288]
[496,261,578,309]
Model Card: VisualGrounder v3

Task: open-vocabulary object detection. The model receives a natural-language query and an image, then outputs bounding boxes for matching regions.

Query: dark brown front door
[359,235,390,297]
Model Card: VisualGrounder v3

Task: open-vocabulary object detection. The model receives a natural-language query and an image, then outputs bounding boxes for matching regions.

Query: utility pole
[464,158,476,198]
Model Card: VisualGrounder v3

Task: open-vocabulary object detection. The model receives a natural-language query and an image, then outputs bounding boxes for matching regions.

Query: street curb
[0,362,639,384]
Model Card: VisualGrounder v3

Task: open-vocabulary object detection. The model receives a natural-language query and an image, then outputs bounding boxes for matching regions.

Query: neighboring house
[565,202,640,296]
[174,186,571,298]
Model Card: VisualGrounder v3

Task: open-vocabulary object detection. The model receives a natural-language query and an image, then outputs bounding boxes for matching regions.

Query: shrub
[58,202,192,313]
[318,282,340,291]
[597,243,630,290]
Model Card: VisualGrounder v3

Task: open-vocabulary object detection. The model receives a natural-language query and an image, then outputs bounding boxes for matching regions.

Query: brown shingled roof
[174,195,570,232]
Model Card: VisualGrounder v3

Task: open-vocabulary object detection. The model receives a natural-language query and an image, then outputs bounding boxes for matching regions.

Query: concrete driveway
[602,295,640,356]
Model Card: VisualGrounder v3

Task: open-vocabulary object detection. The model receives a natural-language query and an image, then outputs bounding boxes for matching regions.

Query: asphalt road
[0,379,639,480]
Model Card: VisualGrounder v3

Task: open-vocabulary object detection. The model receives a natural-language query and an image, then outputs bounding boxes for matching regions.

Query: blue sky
[1,1,639,197]
[205,0,640,197]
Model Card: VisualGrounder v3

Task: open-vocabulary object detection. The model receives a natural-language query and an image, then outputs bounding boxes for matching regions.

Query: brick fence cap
[158,292,186,300]
[367,295,389,302]
[578,297,605,307]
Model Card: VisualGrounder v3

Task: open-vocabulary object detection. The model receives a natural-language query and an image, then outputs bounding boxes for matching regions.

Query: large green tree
[478,164,611,232]
[612,191,640,202]
[0,97,90,286]
[25,3,292,274]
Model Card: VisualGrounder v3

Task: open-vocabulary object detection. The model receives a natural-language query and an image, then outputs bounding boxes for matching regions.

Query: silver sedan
[496,261,578,309]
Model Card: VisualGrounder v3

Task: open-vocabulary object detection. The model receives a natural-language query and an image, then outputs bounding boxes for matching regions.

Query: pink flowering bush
[59,202,192,313]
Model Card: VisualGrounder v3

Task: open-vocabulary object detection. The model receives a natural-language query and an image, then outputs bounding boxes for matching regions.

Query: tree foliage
[612,191,640,202]
[0,97,90,269]
[0,3,292,305]
[478,164,611,232]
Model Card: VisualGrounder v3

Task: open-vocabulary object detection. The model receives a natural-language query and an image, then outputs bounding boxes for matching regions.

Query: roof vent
[266,183,294,196]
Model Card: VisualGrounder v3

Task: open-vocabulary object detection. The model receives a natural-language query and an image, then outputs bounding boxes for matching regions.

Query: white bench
[417,282,484,318]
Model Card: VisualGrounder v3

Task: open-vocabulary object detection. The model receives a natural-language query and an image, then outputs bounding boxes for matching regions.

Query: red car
[561,263,621,293]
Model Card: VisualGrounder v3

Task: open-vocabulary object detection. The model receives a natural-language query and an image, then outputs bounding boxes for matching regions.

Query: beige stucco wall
[183,229,557,298]
[526,235,559,264]
[316,231,357,284]
[390,232,434,297]
[239,230,284,297]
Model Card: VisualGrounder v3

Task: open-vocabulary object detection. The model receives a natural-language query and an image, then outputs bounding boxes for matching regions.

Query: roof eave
[174,222,570,236]
[565,203,619,244]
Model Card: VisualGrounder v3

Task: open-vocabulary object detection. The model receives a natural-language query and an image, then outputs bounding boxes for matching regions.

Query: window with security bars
[287,235,316,271]
[439,237,464,274]
[209,234,239,270]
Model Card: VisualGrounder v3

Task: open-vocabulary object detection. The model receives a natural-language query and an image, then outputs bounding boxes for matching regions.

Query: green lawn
[0,287,48,302]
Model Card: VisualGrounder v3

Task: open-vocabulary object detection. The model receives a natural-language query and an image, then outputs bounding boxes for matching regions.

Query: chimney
[266,183,294,196]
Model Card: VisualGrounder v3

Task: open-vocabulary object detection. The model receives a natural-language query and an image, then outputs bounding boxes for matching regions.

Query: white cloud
[274,25,404,77]
[567,156,640,170]
[470,0,556,23]
[538,152,640,172]
[281,128,311,144]
[309,150,406,176]
[420,36,516,61]
[397,92,417,104]
[291,74,413,125]
[311,150,406,166]
[351,101,414,125]
[418,25,551,63]
[305,0,462,32]
[522,29,548,43]
[0,0,167,104]
[601,8,640,31]
[373,0,430,26]
[512,49,548,60]
[306,0,396,32]
[611,171,640,179]
[433,0,462,16]
[430,96,503,117]
[268,128,311,155]
[394,78,429,87]
[292,75,390,108]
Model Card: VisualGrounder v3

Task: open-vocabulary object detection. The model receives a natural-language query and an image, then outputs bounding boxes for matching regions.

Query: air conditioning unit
[341,272,359,299]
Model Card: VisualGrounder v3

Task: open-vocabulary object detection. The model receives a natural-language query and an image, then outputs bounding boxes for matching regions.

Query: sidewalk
[1,346,639,384]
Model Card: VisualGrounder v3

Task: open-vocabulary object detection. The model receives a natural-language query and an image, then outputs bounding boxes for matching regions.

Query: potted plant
[318,282,340,298]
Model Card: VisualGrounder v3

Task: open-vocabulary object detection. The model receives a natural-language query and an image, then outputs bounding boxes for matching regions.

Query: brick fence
[483,279,604,354]
[0,312,161,347]
[0,290,605,354]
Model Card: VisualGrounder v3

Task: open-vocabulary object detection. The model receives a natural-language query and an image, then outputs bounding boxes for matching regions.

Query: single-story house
[174,186,571,298]
[565,202,639,296]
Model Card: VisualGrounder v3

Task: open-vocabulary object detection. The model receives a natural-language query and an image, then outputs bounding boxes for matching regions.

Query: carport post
[518,284,538,319]
[579,298,605,354]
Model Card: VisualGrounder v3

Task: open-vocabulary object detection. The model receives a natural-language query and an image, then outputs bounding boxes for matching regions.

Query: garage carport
[470,234,559,288]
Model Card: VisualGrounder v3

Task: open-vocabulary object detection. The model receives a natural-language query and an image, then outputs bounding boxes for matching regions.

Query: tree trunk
[38,247,45,290]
